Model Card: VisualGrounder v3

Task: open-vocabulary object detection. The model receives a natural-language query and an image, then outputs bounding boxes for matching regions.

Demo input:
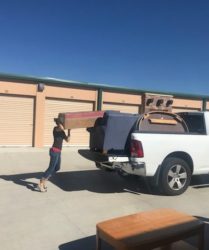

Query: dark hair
[54,118,62,125]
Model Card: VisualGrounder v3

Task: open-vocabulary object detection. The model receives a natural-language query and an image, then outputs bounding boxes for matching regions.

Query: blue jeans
[43,148,61,179]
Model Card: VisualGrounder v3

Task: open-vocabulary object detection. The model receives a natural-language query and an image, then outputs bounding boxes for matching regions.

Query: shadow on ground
[59,217,209,250]
[51,171,209,195]
[59,235,113,250]
[0,172,43,191]
[0,169,150,194]
[0,170,209,195]
[191,174,209,189]
[50,170,155,194]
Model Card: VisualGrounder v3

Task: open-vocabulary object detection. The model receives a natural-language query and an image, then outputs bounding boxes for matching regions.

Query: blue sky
[0,0,209,95]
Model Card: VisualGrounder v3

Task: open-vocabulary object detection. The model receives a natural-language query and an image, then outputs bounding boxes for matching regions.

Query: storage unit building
[0,73,208,147]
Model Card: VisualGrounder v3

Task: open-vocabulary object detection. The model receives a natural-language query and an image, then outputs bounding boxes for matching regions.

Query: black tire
[159,157,192,196]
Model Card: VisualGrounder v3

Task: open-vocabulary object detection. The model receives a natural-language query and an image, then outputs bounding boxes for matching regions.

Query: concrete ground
[0,147,209,250]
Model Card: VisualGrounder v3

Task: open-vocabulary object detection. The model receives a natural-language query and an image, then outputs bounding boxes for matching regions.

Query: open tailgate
[78,149,129,163]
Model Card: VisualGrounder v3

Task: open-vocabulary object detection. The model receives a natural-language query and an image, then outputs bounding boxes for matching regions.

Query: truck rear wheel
[159,157,191,196]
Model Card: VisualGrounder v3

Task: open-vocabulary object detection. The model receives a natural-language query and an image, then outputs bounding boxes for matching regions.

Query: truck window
[178,113,206,134]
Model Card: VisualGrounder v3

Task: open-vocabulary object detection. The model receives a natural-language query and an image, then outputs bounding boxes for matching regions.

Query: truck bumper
[120,162,146,176]
[78,149,146,176]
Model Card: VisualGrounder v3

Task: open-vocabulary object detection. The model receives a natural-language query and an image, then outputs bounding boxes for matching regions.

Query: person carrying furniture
[38,118,70,192]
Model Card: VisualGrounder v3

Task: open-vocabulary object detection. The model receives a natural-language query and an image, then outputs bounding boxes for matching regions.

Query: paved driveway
[0,147,209,250]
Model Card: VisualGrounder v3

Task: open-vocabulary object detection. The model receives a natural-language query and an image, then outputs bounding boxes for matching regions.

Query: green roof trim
[0,72,209,100]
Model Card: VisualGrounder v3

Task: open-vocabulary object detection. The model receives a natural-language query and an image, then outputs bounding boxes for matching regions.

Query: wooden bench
[96,208,204,250]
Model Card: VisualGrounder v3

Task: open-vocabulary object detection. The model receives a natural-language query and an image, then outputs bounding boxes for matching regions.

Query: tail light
[130,140,144,157]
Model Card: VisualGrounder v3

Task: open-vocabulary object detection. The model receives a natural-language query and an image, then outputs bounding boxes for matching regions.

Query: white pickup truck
[80,111,209,196]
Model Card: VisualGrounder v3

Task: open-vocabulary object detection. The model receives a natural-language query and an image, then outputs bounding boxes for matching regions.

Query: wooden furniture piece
[96,208,204,250]
[57,111,104,129]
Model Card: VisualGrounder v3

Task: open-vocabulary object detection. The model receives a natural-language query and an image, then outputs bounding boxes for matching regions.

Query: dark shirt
[52,127,67,150]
